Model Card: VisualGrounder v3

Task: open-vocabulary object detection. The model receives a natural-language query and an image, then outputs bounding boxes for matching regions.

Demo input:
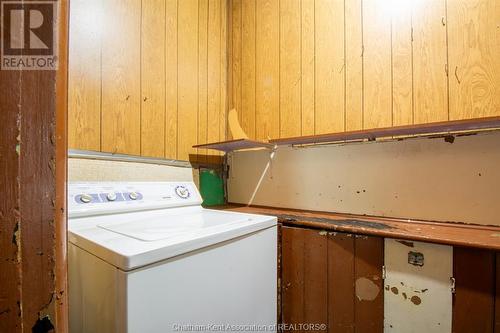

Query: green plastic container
[199,169,225,206]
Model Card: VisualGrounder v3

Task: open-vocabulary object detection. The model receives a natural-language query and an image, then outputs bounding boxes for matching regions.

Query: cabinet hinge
[382,265,387,280]
[450,277,456,294]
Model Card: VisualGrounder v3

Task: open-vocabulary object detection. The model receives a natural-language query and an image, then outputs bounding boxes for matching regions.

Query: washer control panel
[68,182,202,218]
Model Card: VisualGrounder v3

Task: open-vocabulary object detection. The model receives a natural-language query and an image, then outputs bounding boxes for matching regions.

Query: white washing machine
[68,181,277,333]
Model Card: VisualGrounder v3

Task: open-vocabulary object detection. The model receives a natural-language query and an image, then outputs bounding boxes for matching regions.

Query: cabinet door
[384,239,453,332]
[281,226,383,332]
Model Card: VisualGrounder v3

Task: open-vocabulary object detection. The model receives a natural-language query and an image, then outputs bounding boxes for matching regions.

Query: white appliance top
[68,182,276,271]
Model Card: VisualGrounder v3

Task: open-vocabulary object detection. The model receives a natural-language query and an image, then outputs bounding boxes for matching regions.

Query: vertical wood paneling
[392,0,413,126]
[241,0,256,139]
[220,0,228,147]
[208,0,222,163]
[315,0,345,134]
[177,0,199,161]
[70,0,500,158]
[69,0,227,162]
[198,0,209,162]
[101,0,141,155]
[165,0,178,159]
[281,227,328,328]
[68,0,102,151]
[354,235,384,333]
[448,0,500,120]
[412,0,448,124]
[281,226,306,326]
[363,0,392,129]
[303,228,328,326]
[232,0,242,127]
[141,0,166,158]
[345,0,363,131]
[280,0,302,137]
[256,0,280,141]
[452,247,495,333]
[328,233,356,332]
[301,0,315,136]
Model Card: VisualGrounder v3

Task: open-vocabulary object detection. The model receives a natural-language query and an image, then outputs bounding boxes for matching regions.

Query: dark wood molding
[217,204,500,250]
[55,0,69,331]
[0,0,69,331]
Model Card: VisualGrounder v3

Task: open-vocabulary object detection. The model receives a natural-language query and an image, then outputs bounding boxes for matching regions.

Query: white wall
[228,131,500,226]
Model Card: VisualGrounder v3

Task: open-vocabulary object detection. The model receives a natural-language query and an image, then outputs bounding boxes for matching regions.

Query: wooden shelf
[216,204,500,250]
[193,139,274,152]
[195,117,500,152]
[270,116,500,146]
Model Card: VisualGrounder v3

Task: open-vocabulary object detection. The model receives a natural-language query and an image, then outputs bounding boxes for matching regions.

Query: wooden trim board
[217,205,500,250]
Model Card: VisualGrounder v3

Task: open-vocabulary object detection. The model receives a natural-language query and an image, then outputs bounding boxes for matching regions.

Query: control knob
[175,186,190,199]
[79,194,93,204]
[106,193,117,201]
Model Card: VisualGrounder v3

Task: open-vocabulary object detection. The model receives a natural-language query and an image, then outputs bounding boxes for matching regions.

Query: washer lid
[69,206,277,271]
[97,210,251,241]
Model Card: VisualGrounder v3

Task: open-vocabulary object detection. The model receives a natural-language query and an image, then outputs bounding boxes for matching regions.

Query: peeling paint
[278,214,394,230]
[15,143,20,156]
[12,222,20,246]
[318,231,327,236]
[32,316,54,333]
[410,296,422,305]
[355,277,380,301]
[444,135,455,144]
[396,240,414,248]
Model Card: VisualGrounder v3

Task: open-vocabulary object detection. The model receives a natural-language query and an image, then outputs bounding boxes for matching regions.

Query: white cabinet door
[384,239,452,332]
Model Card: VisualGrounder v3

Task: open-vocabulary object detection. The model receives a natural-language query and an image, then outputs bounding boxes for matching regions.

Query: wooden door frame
[0,0,69,331]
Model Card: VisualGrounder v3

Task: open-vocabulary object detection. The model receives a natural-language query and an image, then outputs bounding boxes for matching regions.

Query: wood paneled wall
[69,0,228,161]
[229,0,499,140]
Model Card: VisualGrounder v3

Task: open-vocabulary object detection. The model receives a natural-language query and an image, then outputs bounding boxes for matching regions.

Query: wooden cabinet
[280,225,500,333]
[280,226,384,332]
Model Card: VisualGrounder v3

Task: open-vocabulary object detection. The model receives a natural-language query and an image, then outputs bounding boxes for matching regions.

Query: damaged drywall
[228,131,500,226]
